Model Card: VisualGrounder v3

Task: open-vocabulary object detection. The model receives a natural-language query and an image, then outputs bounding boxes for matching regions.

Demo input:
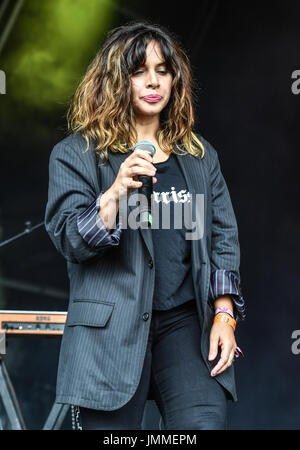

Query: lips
[142,94,162,102]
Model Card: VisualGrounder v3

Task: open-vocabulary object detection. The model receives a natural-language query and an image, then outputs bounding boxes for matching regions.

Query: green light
[2,0,117,110]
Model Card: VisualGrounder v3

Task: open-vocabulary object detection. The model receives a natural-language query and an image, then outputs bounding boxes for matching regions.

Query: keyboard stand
[0,355,26,430]
[43,403,69,430]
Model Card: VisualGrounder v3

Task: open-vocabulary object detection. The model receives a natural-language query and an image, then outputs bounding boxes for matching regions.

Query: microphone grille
[133,140,156,157]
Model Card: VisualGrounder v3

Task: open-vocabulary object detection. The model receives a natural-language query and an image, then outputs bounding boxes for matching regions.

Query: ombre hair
[67,21,205,162]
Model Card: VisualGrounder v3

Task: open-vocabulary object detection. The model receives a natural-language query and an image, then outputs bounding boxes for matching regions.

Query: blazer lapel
[174,148,206,240]
[175,150,209,313]
[174,150,205,203]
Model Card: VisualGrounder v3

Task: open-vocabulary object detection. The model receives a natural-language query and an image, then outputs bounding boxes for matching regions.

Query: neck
[134,115,160,142]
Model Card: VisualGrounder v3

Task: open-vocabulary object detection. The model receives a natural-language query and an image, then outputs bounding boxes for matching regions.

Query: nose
[146,70,159,88]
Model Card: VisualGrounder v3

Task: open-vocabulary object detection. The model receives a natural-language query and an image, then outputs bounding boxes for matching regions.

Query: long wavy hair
[67,21,205,162]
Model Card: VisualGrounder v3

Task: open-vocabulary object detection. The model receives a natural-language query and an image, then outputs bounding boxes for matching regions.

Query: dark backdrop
[0,0,299,430]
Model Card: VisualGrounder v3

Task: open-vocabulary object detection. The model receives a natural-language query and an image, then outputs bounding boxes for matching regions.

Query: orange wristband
[214,313,236,331]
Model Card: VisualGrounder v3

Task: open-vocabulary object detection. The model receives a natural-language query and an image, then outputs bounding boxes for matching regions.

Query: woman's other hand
[208,322,237,377]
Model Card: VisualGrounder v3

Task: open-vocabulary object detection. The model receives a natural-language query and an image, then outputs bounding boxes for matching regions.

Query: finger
[208,335,219,361]
[210,355,228,376]
[221,349,235,371]
[127,178,143,188]
[128,165,157,178]
[217,353,235,375]
[228,347,236,365]
[212,347,235,376]
[129,156,155,170]
[132,149,153,163]
[211,343,232,375]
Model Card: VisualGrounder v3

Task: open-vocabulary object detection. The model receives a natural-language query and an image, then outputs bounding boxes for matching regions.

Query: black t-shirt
[151,153,196,310]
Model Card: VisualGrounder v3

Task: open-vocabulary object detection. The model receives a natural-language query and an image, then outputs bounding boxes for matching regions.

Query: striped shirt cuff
[209,269,246,322]
[77,192,122,249]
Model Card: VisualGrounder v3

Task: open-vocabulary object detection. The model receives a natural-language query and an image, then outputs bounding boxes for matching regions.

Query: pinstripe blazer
[44,132,245,410]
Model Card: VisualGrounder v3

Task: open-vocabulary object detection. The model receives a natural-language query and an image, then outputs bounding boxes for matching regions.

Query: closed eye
[132,69,169,76]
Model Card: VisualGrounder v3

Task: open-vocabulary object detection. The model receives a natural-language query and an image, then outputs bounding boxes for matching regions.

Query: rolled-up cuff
[209,269,246,322]
[77,192,122,249]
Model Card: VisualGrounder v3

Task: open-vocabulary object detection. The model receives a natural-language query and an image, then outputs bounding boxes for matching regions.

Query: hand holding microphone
[108,141,157,227]
[110,141,157,203]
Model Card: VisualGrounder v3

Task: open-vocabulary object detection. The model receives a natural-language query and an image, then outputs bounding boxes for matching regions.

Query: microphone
[133,140,156,227]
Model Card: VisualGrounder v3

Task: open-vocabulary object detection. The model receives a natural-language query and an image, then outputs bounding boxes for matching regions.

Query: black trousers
[78,299,228,430]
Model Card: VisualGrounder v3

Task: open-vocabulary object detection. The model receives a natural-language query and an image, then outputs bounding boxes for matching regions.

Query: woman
[45,21,245,430]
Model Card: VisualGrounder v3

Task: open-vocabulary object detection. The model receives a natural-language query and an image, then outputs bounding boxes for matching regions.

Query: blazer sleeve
[207,144,246,322]
[44,140,122,264]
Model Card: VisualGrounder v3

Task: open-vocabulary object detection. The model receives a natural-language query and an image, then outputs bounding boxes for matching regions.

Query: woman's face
[130,40,173,121]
